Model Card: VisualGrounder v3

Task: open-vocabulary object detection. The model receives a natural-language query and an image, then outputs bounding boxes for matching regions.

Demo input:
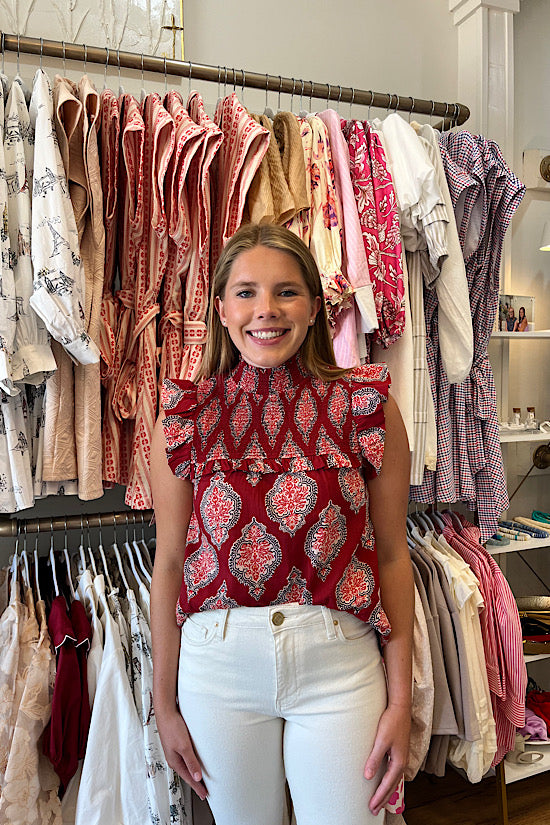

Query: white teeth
[249,330,285,340]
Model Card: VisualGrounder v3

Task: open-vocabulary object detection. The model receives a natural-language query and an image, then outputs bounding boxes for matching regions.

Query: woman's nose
[256,295,278,317]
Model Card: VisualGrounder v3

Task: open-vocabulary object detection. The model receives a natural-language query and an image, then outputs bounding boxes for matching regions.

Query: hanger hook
[408,96,414,123]
[278,74,282,110]
[50,518,54,552]
[241,69,246,104]
[141,52,144,86]
[113,512,117,543]
[62,40,66,75]
[217,65,221,99]
[188,59,192,97]
[23,521,27,554]
[83,43,87,74]
[290,77,295,112]
[223,66,228,97]
[232,67,236,92]
[98,514,103,548]
[64,517,67,550]
[17,33,20,76]
[300,78,305,112]
[309,80,314,110]
[394,94,400,113]
[368,90,374,121]
[125,512,129,544]
[39,37,43,70]
[453,102,460,128]
[337,84,342,113]
[117,47,121,85]
[104,47,109,87]
[164,56,167,93]
[429,100,435,125]
[349,87,355,120]
[265,72,269,109]
[1,32,5,76]
[326,82,331,108]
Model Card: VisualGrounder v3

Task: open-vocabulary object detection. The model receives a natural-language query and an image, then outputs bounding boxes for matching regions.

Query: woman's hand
[156,704,208,801]
[364,702,411,816]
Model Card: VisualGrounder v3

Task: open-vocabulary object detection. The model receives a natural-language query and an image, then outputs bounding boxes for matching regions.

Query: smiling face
[215,245,322,370]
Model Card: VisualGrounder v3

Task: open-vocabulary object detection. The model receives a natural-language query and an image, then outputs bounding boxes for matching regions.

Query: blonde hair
[198,224,349,381]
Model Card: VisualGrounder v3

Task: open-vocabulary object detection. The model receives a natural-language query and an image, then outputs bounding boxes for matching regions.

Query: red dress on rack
[159,91,205,386]
[125,93,174,509]
[107,93,145,486]
[181,91,223,381]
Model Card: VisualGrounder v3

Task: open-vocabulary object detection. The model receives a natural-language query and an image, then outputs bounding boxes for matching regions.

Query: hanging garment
[286,117,313,244]
[43,594,82,792]
[106,92,145,487]
[317,108,366,367]
[71,75,105,501]
[211,91,269,268]
[0,565,28,787]
[306,115,351,329]
[413,133,525,541]
[245,113,295,226]
[411,123,473,385]
[272,111,310,218]
[342,119,404,348]
[36,74,80,490]
[75,573,149,825]
[0,72,18,394]
[406,582,434,781]
[180,90,223,381]
[124,92,174,509]
[98,87,120,488]
[0,593,62,825]
[127,586,192,824]
[29,69,99,364]
[159,90,204,386]
[318,109,377,342]
[4,76,56,386]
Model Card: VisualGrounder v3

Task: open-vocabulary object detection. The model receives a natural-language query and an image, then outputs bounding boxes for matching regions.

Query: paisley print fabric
[162,354,391,634]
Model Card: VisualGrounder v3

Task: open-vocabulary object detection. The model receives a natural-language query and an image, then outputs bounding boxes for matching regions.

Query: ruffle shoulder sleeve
[349,363,391,479]
[161,377,201,480]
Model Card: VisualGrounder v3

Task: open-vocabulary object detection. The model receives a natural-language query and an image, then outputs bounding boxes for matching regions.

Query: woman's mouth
[248,329,287,340]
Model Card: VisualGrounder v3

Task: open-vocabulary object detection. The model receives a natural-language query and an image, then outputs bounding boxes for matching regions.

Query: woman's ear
[215,296,226,326]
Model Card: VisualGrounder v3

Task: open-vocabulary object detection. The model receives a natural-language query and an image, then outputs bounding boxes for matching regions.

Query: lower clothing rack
[0,509,154,537]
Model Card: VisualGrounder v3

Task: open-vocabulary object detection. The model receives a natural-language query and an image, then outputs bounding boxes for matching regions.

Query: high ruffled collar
[228,353,309,397]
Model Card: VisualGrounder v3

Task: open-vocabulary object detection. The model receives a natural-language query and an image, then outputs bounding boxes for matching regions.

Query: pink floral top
[342,120,405,347]
[162,355,391,636]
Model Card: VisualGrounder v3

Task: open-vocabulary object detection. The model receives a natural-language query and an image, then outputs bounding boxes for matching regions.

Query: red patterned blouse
[161,354,392,636]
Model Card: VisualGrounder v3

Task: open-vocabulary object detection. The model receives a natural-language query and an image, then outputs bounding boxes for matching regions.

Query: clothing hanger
[111,514,131,593]
[30,524,42,604]
[136,513,154,575]
[49,520,60,598]
[62,517,76,601]
[96,515,114,592]
[77,517,88,578]
[117,48,124,97]
[122,514,145,590]
[262,72,274,119]
[132,514,152,584]
[17,527,30,591]
[103,47,109,91]
[240,68,245,108]
[84,516,99,578]
[277,74,284,113]
[444,508,463,533]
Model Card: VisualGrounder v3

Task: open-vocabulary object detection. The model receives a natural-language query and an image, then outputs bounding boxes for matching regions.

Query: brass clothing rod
[0,509,154,537]
[0,32,470,127]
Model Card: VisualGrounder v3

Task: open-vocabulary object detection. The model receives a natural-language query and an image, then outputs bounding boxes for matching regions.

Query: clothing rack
[0,509,154,537]
[0,32,470,129]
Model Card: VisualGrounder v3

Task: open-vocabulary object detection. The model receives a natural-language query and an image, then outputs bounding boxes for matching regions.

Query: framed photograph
[495,294,536,333]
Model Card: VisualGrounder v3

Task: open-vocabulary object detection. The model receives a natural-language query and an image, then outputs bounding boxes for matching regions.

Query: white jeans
[177,603,387,825]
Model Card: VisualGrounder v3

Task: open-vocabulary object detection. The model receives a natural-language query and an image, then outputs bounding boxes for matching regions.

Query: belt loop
[218,609,230,640]
[321,606,337,640]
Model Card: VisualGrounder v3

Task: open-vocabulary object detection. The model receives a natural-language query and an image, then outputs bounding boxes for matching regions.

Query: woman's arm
[150,416,207,800]
[364,394,414,816]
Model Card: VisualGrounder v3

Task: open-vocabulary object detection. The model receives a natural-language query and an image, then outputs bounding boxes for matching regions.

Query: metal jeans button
[272,611,285,626]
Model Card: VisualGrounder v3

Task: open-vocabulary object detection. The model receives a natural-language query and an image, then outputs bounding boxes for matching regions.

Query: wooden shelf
[488,537,550,555]
[524,653,550,663]
[500,431,550,443]
[504,745,550,784]
[491,330,550,338]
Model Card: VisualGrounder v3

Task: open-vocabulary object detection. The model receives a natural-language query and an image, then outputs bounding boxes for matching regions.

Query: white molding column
[449,0,522,420]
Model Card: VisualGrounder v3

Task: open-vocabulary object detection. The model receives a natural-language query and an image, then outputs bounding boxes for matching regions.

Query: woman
[150,224,413,825]
[514,306,528,332]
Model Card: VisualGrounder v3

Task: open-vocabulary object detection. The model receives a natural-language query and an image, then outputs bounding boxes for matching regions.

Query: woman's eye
[236,290,253,298]
[280,290,297,297]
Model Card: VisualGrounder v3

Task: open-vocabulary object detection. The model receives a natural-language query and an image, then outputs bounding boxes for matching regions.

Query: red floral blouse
[161,354,391,636]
